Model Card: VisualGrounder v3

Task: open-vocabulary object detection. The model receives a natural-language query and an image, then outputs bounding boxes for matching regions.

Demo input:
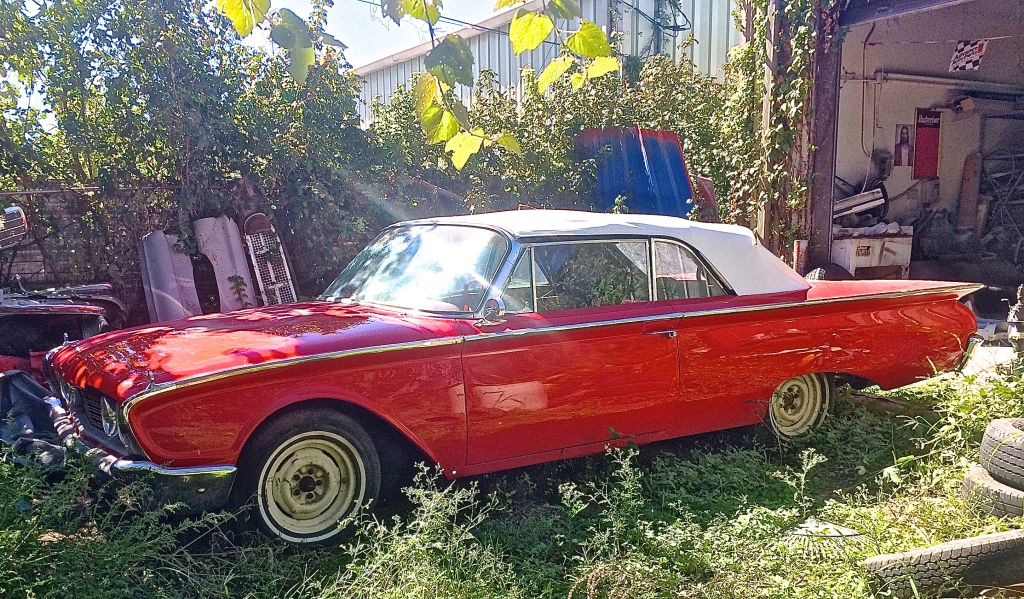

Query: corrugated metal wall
[358,0,740,122]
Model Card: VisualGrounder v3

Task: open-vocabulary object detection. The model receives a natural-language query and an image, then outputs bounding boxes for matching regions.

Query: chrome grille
[80,387,105,430]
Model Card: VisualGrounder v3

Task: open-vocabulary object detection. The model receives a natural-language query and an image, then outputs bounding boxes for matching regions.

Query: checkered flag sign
[949,39,988,72]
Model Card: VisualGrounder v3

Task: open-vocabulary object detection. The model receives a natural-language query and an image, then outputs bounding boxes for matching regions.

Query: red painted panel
[127,342,466,470]
[458,301,680,465]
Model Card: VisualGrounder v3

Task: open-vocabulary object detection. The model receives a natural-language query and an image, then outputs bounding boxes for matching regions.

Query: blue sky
[247,1,499,68]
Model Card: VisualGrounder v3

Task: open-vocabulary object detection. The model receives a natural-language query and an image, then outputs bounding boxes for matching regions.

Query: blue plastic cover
[579,127,695,218]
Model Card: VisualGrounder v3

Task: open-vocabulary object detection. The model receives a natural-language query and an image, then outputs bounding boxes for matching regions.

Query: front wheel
[235,407,381,544]
[767,374,834,438]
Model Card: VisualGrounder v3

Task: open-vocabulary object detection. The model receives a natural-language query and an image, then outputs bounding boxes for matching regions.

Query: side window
[654,240,727,299]
[501,249,535,313]
[533,241,650,313]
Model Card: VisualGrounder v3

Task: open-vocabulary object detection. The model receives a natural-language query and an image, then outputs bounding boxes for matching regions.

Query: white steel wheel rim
[769,375,825,438]
[257,431,366,542]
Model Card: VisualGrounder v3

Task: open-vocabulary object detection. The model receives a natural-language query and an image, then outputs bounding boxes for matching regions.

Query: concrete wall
[835,0,1024,223]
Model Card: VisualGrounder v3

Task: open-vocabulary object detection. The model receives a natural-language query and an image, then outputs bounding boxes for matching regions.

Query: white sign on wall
[949,39,989,72]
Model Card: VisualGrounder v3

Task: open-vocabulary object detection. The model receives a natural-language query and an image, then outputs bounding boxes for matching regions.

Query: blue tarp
[579,127,695,218]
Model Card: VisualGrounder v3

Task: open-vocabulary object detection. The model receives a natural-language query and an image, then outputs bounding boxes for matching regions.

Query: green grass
[1,372,1022,598]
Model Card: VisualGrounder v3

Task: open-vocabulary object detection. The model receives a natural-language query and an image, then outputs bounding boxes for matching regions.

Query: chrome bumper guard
[956,334,984,373]
[44,395,236,513]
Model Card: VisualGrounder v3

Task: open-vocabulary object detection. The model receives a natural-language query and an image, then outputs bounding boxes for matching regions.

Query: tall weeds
[1,372,1021,598]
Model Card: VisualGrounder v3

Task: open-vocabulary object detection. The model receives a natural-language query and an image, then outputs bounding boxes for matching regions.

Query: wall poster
[893,124,914,167]
[914,109,941,180]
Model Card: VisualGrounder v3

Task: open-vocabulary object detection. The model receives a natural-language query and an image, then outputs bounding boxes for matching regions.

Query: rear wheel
[235,407,381,544]
[767,374,834,438]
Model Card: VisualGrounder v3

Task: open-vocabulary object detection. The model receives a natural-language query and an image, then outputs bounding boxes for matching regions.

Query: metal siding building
[355,0,741,122]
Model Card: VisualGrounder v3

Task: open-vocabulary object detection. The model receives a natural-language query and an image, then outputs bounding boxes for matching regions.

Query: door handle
[643,329,677,338]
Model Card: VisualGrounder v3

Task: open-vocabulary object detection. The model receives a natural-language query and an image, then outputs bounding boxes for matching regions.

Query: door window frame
[485,234,736,318]
[650,237,735,299]
[509,238,655,313]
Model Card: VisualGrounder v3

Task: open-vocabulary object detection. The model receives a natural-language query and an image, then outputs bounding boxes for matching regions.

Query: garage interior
[829,0,1024,323]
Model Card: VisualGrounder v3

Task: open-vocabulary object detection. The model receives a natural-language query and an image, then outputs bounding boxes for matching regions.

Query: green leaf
[421,105,460,144]
[570,72,586,89]
[217,0,270,37]
[381,0,406,24]
[493,0,523,8]
[413,74,442,115]
[451,98,471,129]
[565,20,612,58]
[286,45,315,84]
[445,131,484,170]
[537,55,573,92]
[404,0,442,25]
[319,32,347,48]
[547,0,581,20]
[585,55,618,79]
[271,9,313,49]
[509,10,553,55]
[494,131,522,155]
[424,35,475,88]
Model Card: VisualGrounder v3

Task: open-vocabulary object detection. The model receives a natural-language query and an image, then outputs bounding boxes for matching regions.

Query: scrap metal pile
[980,150,1024,265]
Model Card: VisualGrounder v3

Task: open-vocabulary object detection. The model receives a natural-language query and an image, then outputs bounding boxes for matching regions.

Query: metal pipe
[842,71,1024,95]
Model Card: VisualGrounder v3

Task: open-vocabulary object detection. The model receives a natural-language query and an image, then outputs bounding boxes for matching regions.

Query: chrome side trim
[122,336,464,419]
[465,312,683,342]
[464,283,983,342]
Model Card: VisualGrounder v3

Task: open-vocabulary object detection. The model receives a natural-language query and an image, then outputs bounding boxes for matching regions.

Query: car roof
[401,210,810,296]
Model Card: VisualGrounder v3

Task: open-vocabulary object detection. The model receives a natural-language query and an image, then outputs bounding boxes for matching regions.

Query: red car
[45,210,980,543]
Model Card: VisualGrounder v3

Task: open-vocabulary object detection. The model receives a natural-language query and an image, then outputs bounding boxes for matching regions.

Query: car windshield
[321,225,511,313]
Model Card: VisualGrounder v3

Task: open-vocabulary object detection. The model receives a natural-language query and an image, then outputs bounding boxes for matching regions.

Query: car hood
[48,301,461,402]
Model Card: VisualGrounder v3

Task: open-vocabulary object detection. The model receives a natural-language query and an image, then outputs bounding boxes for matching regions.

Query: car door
[652,238,802,435]
[459,239,681,466]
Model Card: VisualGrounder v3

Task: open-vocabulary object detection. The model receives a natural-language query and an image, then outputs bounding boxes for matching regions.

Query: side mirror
[476,297,506,326]
[1,206,28,251]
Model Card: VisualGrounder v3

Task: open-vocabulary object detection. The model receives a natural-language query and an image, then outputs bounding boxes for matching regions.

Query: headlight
[101,397,119,437]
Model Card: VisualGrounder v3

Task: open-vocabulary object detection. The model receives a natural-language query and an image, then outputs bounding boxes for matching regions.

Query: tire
[804,263,854,281]
[766,373,834,439]
[234,407,381,544]
[962,464,1024,518]
[980,419,1024,492]
[864,529,1024,598]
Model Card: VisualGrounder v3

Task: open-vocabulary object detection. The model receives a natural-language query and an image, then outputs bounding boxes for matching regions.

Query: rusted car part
[194,216,256,311]
[0,371,69,467]
[244,213,297,305]
[139,230,202,322]
[1,208,128,380]
[1008,285,1024,373]
[1,206,28,250]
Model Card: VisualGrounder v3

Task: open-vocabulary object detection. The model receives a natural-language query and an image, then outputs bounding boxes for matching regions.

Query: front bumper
[41,391,237,513]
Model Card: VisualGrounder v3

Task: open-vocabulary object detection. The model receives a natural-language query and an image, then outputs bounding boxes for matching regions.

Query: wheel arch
[237,396,435,472]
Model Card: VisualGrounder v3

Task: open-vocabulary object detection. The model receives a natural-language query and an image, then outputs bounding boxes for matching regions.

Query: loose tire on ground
[766,373,834,439]
[864,529,1024,598]
[963,464,1024,518]
[233,406,381,544]
[804,263,854,281]
[980,419,1024,492]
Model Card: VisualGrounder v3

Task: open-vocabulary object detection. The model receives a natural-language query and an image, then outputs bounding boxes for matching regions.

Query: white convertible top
[404,210,810,296]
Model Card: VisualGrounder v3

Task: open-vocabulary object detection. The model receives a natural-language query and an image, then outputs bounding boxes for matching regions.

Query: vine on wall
[722,0,844,256]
